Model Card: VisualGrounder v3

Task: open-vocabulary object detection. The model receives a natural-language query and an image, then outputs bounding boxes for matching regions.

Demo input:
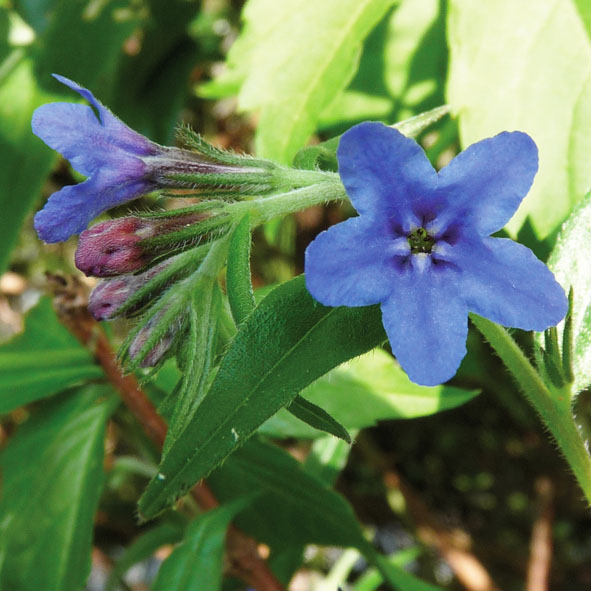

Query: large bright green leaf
[0,385,118,591]
[320,0,446,128]
[545,191,591,394]
[151,502,248,591]
[261,349,479,438]
[139,275,386,519]
[199,0,396,163]
[0,298,103,413]
[447,0,591,238]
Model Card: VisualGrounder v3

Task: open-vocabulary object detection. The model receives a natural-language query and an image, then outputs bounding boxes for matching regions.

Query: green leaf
[0,385,118,591]
[200,0,396,163]
[226,214,255,326]
[544,191,591,394]
[573,0,591,38]
[105,519,186,591]
[447,0,591,238]
[139,275,386,519]
[287,395,351,443]
[304,436,353,486]
[151,501,250,591]
[0,298,103,413]
[261,349,479,438]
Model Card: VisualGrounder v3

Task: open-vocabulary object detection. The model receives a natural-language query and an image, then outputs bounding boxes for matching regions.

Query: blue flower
[33,75,261,243]
[32,75,163,243]
[305,122,567,386]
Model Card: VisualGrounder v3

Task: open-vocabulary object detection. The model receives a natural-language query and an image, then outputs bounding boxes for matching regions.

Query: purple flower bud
[32,75,274,244]
[75,217,152,277]
[128,312,179,368]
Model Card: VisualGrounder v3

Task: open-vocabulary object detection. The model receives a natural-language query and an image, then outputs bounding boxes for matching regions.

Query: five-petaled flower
[305,122,567,386]
[32,74,262,243]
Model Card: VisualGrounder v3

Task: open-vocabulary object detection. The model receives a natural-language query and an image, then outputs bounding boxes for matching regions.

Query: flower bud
[75,213,203,278]
[128,311,181,368]
[75,217,151,277]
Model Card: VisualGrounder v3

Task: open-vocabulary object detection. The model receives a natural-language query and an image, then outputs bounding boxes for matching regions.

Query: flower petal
[305,216,405,307]
[31,76,159,177]
[51,74,159,157]
[34,163,153,243]
[451,236,567,330]
[436,132,538,236]
[380,266,468,386]
[337,122,437,217]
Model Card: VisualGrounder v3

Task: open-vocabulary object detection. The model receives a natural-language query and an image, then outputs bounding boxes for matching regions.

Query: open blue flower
[305,122,567,386]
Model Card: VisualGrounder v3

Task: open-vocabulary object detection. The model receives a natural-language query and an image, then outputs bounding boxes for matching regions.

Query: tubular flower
[305,122,567,386]
[32,74,270,243]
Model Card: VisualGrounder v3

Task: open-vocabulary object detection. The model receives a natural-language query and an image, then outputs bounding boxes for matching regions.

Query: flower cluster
[304,122,567,386]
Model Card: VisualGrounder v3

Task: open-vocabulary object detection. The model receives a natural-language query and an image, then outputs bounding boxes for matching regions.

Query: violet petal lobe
[337,122,437,218]
[380,266,468,387]
[34,165,153,243]
[436,131,538,236]
[451,236,568,331]
[305,216,406,307]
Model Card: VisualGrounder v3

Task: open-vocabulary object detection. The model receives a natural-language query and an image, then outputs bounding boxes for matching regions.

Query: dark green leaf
[0,385,118,591]
[106,520,186,591]
[0,298,103,413]
[226,214,255,326]
[261,349,479,438]
[151,501,250,591]
[139,275,386,518]
[287,395,351,443]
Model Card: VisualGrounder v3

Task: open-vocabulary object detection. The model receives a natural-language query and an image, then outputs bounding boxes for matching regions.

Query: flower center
[407,227,435,254]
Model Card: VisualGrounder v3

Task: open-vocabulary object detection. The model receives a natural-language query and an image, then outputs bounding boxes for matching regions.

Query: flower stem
[229,176,346,226]
[471,314,591,504]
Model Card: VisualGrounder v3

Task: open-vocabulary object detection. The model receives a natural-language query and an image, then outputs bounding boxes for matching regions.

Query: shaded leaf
[447,0,591,237]
[0,385,118,591]
[139,275,385,518]
[287,395,351,443]
[151,500,250,591]
[0,298,103,413]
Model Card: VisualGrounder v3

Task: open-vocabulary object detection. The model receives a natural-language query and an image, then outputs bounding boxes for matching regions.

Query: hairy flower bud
[128,310,181,368]
[75,213,203,278]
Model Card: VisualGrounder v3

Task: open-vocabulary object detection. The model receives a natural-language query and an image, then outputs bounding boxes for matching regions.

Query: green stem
[471,314,591,504]
[229,177,346,226]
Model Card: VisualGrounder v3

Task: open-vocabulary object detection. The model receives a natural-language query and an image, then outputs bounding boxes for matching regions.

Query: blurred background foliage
[0,0,591,590]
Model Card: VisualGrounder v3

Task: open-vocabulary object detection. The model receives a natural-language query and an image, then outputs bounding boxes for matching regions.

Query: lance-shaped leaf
[0,298,103,413]
[139,275,386,518]
[0,385,117,591]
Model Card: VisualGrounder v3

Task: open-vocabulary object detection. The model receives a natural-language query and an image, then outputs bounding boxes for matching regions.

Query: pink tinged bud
[128,319,176,368]
[88,277,137,320]
[75,217,154,277]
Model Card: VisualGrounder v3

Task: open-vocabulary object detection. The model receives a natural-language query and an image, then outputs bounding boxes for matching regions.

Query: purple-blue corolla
[32,75,246,243]
[305,122,567,386]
